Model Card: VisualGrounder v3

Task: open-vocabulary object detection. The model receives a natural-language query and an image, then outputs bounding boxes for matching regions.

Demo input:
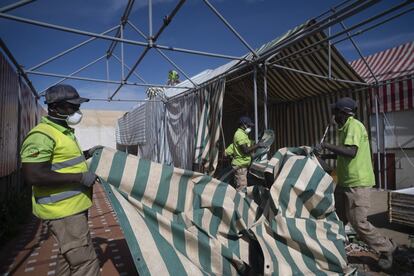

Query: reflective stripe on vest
[34,155,87,204]
[35,186,87,204]
[51,155,86,171]
[26,121,92,220]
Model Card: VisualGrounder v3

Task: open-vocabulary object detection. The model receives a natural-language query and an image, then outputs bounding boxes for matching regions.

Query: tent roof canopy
[165,20,366,104]
[350,41,414,83]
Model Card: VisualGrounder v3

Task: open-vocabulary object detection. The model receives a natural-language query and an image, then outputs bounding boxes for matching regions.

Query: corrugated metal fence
[0,51,44,240]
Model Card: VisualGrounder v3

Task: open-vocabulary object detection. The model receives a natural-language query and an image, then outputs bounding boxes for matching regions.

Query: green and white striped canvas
[90,147,349,275]
[193,79,225,175]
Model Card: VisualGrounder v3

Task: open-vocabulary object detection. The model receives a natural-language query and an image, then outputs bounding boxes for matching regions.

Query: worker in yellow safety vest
[20,84,102,276]
[225,116,264,193]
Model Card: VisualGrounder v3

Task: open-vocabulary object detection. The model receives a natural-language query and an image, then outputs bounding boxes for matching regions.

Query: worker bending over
[20,84,102,276]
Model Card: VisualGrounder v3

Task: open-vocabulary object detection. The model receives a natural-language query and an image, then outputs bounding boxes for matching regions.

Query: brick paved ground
[0,184,138,276]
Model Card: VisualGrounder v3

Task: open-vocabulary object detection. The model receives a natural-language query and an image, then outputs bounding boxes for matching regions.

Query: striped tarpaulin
[350,42,414,113]
[369,75,414,113]
[194,78,226,175]
[90,147,349,275]
[350,42,414,83]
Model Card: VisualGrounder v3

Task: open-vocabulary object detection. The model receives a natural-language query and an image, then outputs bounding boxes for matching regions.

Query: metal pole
[106,0,135,58]
[155,49,198,87]
[0,12,243,61]
[328,23,332,79]
[109,0,187,100]
[263,64,268,129]
[128,20,196,85]
[106,57,110,98]
[271,64,370,86]
[253,66,259,143]
[202,0,258,58]
[25,70,192,89]
[148,0,153,43]
[29,26,118,71]
[112,54,147,83]
[88,98,161,102]
[38,55,107,95]
[270,0,409,65]
[383,113,387,190]
[374,93,382,190]
[0,0,35,13]
[127,20,147,40]
[121,23,125,81]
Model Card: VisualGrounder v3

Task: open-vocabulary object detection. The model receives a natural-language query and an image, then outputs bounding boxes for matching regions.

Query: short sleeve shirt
[231,128,252,167]
[21,117,77,163]
[336,117,375,187]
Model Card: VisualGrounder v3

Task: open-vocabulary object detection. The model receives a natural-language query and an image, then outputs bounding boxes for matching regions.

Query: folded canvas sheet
[90,147,348,275]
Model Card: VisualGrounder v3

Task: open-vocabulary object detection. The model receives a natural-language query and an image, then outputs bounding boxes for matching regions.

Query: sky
[1,0,413,111]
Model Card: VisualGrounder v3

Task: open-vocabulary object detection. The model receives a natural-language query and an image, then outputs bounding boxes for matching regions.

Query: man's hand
[313,143,326,156]
[85,145,103,159]
[256,142,266,148]
[80,171,98,187]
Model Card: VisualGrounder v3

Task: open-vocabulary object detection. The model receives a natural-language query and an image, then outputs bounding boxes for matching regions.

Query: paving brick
[0,184,138,275]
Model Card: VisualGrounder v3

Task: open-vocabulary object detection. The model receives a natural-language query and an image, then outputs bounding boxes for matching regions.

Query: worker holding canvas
[225,116,263,193]
[319,97,397,271]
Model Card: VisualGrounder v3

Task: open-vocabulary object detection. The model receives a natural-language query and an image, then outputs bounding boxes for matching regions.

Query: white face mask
[53,110,83,125]
[65,110,83,125]
[245,127,252,134]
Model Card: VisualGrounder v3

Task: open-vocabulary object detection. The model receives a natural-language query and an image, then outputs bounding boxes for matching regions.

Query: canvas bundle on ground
[89,147,349,275]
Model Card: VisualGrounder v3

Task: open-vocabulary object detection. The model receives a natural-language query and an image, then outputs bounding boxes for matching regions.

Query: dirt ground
[346,189,414,275]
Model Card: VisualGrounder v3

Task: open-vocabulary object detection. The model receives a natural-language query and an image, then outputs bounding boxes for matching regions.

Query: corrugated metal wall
[0,51,43,202]
[0,52,19,177]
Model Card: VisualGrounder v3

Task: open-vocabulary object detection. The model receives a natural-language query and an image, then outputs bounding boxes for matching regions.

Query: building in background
[351,41,414,190]
[74,109,125,150]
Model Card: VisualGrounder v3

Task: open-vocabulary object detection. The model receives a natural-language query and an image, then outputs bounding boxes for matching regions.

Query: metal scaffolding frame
[1,0,413,189]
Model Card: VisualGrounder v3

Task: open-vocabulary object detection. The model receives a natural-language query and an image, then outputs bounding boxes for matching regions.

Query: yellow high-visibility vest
[25,123,92,220]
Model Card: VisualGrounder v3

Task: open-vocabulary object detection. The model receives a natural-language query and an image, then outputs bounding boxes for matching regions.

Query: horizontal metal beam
[0,0,35,13]
[25,70,193,89]
[271,63,369,86]
[88,98,161,103]
[0,12,244,61]
[30,25,119,71]
[38,55,107,95]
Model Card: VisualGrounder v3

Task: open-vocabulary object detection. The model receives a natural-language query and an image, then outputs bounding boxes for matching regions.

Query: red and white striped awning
[350,41,414,113]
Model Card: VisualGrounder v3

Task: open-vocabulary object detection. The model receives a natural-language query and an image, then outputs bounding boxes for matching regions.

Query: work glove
[81,171,98,187]
[85,145,103,159]
[256,142,266,148]
[313,143,325,155]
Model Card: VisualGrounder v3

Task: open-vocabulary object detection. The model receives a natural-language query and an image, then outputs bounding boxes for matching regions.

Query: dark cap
[239,116,254,126]
[331,97,357,114]
[44,84,89,105]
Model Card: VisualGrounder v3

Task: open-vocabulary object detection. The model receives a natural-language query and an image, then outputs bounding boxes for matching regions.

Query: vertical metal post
[253,66,259,143]
[263,64,268,129]
[328,23,332,79]
[106,57,110,98]
[163,103,168,164]
[120,23,125,81]
[148,0,153,41]
[383,113,387,190]
[374,93,382,190]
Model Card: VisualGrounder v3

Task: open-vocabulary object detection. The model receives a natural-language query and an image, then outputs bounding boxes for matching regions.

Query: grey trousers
[233,166,248,192]
[46,211,100,276]
[334,186,395,253]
